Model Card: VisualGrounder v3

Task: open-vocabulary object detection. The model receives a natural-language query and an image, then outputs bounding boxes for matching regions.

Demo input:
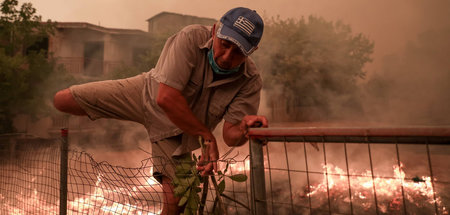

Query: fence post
[60,128,68,215]
[249,137,267,215]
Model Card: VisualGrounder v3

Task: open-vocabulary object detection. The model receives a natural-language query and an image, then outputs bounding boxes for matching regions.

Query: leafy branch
[172,137,248,215]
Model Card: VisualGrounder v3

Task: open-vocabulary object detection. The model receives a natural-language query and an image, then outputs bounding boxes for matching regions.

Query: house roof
[146,11,216,23]
[55,22,147,35]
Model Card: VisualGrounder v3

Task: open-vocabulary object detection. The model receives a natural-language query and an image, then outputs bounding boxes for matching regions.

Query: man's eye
[221,41,231,48]
[233,49,243,56]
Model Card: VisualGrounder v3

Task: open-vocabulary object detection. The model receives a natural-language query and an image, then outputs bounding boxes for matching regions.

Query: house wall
[147,12,216,36]
[50,28,103,75]
[49,26,149,77]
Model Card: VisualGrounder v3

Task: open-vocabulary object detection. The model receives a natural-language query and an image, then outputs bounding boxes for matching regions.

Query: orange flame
[1,173,163,214]
[306,163,448,214]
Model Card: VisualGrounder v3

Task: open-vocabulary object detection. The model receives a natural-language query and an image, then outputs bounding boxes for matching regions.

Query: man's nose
[222,48,233,62]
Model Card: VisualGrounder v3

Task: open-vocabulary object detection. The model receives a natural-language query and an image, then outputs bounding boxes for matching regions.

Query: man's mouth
[217,60,232,70]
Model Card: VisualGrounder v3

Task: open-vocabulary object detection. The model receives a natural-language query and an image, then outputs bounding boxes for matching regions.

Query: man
[53,7,268,214]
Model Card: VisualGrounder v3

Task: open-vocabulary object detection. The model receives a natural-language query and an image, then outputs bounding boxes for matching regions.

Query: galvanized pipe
[60,128,68,215]
[249,138,268,215]
[249,127,450,137]
[248,127,450,144]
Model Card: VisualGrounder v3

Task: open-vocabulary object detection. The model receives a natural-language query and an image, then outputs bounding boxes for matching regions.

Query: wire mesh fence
[0,132,252,214]
[248,127,450,215]
[2,127,449,214]
[0,134,164,214]
[0,135,60,214]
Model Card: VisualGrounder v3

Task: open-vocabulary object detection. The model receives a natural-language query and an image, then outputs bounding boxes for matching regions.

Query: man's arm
[157,83,214,139]
[223,115,269,147]
[157,83,218,176]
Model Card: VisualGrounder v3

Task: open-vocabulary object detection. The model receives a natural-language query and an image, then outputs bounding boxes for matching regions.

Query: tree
[0,0,53,55]
[106,33,168,80]
[253,16,374,121]
[0,0,74,133]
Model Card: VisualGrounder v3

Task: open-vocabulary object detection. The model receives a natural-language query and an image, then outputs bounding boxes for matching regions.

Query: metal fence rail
[248,127,450,215]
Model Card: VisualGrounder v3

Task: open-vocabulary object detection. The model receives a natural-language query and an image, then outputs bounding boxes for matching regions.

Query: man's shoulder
[177,24,211,43]
[180,24,212,33]
[244,57,260,77]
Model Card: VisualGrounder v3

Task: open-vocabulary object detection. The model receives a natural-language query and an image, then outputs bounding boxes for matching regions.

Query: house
[47,12,216,78]
[147,11,216,36]
[49,22,149,77]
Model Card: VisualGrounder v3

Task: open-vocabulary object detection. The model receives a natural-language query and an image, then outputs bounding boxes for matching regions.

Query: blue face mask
[208,48,240,75]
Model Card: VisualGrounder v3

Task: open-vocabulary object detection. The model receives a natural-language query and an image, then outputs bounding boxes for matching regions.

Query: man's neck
[212,72,232,82]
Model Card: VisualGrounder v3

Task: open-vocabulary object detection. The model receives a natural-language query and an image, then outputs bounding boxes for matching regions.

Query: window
[83,42,104,76]
[26,37,49,57]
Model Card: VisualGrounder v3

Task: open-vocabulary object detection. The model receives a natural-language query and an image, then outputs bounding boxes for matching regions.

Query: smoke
[8,2,450,208]
[12,114,152,167]
[362,27,450,125]
[350,0,450,126]
[251,0,450,126]
[65,118,152,167]
[16,0,449,126]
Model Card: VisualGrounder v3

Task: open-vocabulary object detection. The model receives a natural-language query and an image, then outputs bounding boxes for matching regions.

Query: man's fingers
[196,159,216,176]
[244,116,269,128]
[200,163,214,176]
[197,137,219,176]
[213,161,218,172]
[260,117,269,127]
[197,165,205,171]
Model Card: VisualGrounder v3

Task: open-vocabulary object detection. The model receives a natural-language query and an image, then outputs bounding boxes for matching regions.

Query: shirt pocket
[207,87,236,127]
[182,80,201,102]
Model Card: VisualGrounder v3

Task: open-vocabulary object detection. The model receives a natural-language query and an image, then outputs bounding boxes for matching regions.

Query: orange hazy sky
[21,0,450,73]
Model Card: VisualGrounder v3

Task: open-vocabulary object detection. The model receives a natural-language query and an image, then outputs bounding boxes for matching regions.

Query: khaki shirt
[143,24,262,155]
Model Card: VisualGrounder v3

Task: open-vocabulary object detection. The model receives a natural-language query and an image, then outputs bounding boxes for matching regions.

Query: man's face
[212,27,247,70]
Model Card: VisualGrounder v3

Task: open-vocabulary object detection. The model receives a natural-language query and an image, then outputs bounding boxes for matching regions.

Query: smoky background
[9,0,448,156]
[6,0,449,178]
[3,0,450,213]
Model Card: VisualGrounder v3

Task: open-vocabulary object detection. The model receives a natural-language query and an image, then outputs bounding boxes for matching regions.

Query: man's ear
[212,23,216,37]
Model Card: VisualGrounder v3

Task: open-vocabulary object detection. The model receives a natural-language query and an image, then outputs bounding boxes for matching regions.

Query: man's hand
[196,135,219,177]
[223,115,269,147]
[239,115,269,138]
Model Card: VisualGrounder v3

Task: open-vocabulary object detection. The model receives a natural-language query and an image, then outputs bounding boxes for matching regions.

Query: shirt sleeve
[152,30,197,91]
[223,75,263,125]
